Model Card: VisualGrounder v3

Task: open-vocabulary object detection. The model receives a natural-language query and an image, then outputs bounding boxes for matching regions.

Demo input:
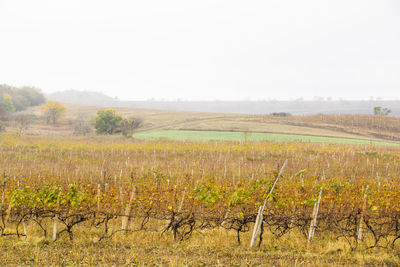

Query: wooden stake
[357,186,368,243]
[177,187,187,213]
[4,202,12,224]
[97,183,101,213]
[307,187,323,245]
[52,187,61,241]
[250,160,287,247]
[0,172,7,229]
[250,206,263,247]
[221,207,231,227]
[121,180,136,231]
[22,221,27,237]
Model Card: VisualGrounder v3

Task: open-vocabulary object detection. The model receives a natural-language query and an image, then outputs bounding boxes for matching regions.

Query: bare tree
[73,120,92,136]
[0,107,7,132]
[0,106,7,121]
[14,114,33,136]
[120,117,143,137]
[72,114,92,136]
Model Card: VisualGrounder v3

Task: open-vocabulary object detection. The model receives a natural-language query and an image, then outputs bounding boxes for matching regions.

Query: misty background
[1,0,399,103]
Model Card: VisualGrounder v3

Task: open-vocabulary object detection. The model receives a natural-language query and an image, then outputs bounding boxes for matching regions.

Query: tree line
[0,84,46,112]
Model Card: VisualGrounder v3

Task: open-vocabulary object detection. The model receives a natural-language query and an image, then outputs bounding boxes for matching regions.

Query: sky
[0,0,399,101]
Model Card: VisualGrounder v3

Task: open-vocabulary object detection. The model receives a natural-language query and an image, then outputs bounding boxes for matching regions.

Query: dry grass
[1,222,399,266]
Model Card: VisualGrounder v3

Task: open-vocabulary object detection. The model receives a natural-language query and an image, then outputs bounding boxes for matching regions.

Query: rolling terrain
[17,103,400,146]
[2,104,400,265]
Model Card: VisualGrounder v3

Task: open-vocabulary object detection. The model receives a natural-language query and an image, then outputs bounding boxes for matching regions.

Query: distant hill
[47,90,119,107]
[47,90,400,116]
[123,100,400,116]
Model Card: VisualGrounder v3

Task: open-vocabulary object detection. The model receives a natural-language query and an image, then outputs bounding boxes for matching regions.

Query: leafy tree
[0,84,45,111]
[11,93,29,111]
[120,117,143,137]
[41,101,66,124]
[92,108,122,134]
[373,106,391,116]
[2,93,15,112]
[18,87,46,106]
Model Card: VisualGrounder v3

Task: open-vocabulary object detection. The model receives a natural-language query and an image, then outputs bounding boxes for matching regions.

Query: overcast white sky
[0,0,399,101]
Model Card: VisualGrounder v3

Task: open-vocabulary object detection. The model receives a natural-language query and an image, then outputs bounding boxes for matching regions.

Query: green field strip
[133,130,399,146]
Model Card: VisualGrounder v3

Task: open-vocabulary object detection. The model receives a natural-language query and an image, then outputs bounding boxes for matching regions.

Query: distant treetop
[373,106,391,116]
[0,84,46,112]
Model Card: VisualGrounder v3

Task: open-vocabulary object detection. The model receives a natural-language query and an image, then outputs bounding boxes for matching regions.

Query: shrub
[271,112,291,117]
[92,108,122,134]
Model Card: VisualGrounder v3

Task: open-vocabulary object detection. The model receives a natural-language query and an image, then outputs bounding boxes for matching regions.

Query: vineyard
[263,114,400,141]
[1,134,400,265]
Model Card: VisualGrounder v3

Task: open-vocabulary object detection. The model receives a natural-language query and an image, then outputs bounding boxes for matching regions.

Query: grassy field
[1,228,397,266]
[133,129,399,146]
[21,104,399,144]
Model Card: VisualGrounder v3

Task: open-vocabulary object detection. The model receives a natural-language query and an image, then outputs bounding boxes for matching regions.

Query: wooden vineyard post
[0,172,6,231]
[307,187,323,246]
[92,183,101,225]
[177,187,187,213]
[250,206,263,246]
[52,187,62,241]
[250,160,287,248]
[4,202,12,224]
[221,207,231,227]
[357,186,368,244]
[22,221,27,237]
[121,177,136,231]
[289,206,295,229]
[97,183,101,214]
